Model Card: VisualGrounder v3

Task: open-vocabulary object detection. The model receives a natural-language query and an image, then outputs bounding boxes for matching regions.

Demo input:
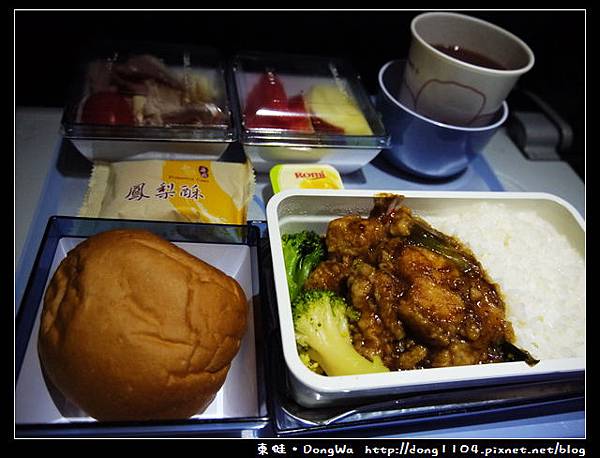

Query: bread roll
[38,229,248,421]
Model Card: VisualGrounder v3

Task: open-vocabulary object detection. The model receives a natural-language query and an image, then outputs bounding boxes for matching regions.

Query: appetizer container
[15,217,269,437]
[229,52,390,173]
[266,189,585,408]
[61,43,236,161]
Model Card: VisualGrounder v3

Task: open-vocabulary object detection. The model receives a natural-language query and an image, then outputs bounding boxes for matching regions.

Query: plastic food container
[61,43,236,161]
[230,52,390,173]
[266,189,585,408]
[15,217,269,437]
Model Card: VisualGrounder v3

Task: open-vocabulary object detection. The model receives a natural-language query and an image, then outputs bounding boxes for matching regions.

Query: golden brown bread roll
[38,229,248,421]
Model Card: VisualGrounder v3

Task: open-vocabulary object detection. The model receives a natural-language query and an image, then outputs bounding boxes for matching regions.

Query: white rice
[425,202,585,360]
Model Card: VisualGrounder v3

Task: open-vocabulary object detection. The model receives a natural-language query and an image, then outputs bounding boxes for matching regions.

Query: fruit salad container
[61,42,236,161]
[229,52,390,173]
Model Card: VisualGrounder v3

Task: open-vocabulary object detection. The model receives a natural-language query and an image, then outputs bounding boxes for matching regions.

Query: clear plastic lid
[61,42,235,143]
[230,52,389,149]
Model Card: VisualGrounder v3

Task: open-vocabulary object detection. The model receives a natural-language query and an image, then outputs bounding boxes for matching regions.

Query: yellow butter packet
[270,164,344,193]
[80,160,255,224]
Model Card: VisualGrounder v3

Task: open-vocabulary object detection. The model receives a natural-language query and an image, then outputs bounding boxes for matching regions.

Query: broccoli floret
[281,231,326,301]
[298,350,324,374]
[292,289,389,376]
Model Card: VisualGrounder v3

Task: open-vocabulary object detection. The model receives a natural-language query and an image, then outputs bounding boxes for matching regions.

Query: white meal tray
[15,237,258,424]
[266,189,585,408]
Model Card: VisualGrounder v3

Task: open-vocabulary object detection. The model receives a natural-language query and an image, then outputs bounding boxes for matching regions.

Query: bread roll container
[15,217,269,437]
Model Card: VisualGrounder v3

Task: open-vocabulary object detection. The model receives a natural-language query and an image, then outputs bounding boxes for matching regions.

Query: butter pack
[270,164,344,193]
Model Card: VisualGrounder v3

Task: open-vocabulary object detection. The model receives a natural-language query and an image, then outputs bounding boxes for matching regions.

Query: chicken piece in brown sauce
[304,195,517,371]
[303,260,350,295]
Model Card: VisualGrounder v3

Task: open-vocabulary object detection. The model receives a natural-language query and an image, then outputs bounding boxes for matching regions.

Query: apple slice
[285,94,315,133]
[306,84,373,135]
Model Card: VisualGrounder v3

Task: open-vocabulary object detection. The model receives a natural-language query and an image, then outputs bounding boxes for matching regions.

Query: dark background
[14,10,585,180]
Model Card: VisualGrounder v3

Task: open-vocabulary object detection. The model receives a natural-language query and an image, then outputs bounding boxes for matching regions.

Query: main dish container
[61,43,236,161]
[229,52,389,173]
[266,189,585,408]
